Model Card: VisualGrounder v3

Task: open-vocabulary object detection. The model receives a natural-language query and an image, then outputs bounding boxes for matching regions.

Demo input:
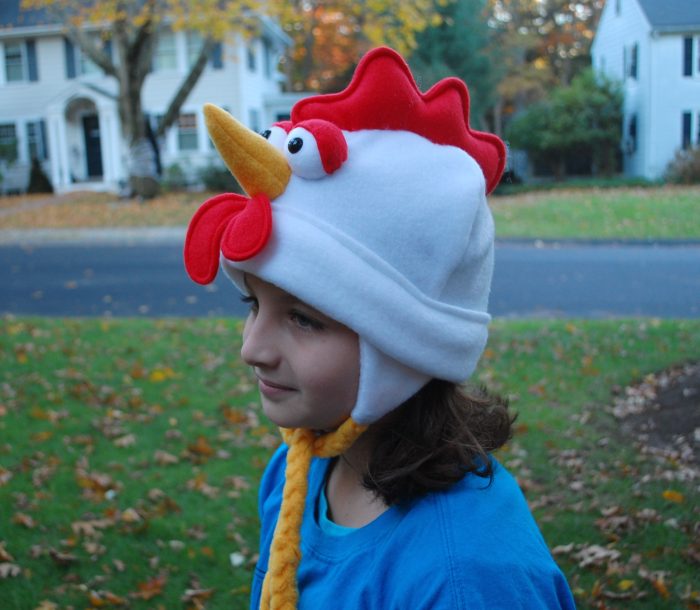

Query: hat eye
[284,126,328,180]
[284,120,347,180]
[260,124,289,151]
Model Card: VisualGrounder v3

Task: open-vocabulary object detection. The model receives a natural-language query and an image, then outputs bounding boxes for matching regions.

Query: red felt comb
[292,47,506,193]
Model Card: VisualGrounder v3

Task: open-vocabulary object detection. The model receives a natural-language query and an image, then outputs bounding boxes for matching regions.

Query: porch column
[97,104,120,188]
[46,109,68,191]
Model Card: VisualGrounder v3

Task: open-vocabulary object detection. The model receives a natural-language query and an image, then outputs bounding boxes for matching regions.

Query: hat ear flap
[184,193,248,284]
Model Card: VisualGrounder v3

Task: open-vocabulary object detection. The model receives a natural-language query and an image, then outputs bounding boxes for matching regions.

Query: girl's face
[240,275,360,431]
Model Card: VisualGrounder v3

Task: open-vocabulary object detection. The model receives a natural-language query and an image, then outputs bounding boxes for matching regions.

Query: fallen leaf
[88,589,127,607]
[131,573,167,600]
[32,430,54,442]
[182,587,214,608]
[72,518,114,537]
[0,542,14,562]
[12,512,35,529]
[120,507,142,524]
[34,602,59,610]
[662,489,684,503]
[0,562,21,578]
[113,434,136,448]
[154,450,179,465]
[188,436,215,458]
[49,548,79,567]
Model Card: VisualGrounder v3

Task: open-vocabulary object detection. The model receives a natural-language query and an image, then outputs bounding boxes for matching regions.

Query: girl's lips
[257,377,296,399]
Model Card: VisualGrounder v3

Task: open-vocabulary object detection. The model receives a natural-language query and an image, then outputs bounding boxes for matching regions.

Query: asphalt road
[1,240,699,318]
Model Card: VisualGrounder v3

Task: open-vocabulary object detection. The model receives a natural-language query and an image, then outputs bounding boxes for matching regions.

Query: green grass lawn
[491,186,700,239]
[1,317,699,609]
[1,185,699,241]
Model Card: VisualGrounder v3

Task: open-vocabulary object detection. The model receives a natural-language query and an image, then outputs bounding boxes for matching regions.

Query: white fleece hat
[184,47,506,426]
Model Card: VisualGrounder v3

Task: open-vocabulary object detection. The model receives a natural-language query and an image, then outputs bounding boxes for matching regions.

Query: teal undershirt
[318,484,357,537]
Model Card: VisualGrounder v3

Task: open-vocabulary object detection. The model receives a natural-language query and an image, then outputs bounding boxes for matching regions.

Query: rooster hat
[184,47,506,609]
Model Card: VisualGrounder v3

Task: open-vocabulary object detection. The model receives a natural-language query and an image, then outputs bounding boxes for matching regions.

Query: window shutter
[682,112,692,150]
[64,37,76,78]
[40,119,48,160]
[630,43,638,79]
[26,39,39,81]
[683,37,693,77]
[104,39,113,62]
[210,42,223,69]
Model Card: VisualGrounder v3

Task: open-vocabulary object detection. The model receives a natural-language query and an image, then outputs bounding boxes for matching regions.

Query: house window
[27,120,48,161]
[5,42,25,81]
[177,113,198,151]
[78,35,102,76]
[629,43,638,79]
[247,44,256,71]
[249,109,260,133]
[154,32,177,71]
[682,112,692,150]
[263,39,273,78]
[0,123,18,163]
[186,31,203,68]
[627,114,637,153]
[3,40,38,82]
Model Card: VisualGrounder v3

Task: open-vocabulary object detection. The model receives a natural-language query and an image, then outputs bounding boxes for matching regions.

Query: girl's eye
[241,295,259,313]
[291,310,324,331]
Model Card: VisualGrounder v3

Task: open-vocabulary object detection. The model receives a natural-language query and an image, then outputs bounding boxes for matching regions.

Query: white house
[0,2,301,194]
[591,0,700,180]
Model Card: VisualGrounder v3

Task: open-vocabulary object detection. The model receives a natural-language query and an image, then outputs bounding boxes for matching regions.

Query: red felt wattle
[292,47,506,193]
[184,193,248,284]
[184,192,273,284]
[220,193,273,262]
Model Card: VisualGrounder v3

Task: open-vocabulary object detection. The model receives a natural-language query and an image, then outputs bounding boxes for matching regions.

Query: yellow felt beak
[204,103,291,199]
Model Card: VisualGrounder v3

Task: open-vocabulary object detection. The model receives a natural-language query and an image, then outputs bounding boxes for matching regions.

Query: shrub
[27,158,53,193]
[666,148,700,184]
[161,162,188,191]
[197,163,243,193]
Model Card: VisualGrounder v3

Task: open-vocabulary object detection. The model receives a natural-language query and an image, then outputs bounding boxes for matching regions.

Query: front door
[82,114,103,178]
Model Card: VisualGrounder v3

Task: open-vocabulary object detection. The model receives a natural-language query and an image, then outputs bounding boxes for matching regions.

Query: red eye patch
[294,119,348,175]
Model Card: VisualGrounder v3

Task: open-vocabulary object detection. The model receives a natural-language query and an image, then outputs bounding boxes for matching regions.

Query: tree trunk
[113,15,161,198]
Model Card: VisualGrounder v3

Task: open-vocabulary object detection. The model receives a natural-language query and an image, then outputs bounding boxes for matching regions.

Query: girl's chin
[260,399,349,432]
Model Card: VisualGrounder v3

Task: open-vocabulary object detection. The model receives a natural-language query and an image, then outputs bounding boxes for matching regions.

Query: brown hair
[362,379,514,506]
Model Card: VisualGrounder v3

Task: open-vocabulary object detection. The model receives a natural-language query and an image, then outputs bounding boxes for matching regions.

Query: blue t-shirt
[251,445,576,609]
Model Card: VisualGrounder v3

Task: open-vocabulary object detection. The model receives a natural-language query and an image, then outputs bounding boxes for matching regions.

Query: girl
[184,47,575,609]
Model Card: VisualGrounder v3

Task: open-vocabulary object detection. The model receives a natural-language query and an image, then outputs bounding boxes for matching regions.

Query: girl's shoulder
[416,460,547,550]
[257,443,288,511]
[392,462,576,608]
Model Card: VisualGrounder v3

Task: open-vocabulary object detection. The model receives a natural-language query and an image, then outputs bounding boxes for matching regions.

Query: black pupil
[288,137,303,154]
[261,129,271,139]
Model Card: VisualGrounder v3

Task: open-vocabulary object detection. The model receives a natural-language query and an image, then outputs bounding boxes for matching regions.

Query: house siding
[592,0,700,180]
[1,22,291,194]
[649,34,700,177]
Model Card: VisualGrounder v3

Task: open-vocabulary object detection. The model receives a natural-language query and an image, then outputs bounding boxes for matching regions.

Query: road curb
[0,226,187,246]
[496,237,700,248]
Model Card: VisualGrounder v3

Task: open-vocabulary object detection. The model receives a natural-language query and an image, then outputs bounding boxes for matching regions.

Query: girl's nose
[241,314,279,369]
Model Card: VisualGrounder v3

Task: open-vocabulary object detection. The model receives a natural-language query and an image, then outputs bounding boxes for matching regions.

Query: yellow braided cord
[260,419,368,610]
[262,427,314,610]
[313,418,368,458]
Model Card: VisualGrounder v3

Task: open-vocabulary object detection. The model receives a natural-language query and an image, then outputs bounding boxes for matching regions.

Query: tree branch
[66,26,117,77]
[156,37,217,138]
